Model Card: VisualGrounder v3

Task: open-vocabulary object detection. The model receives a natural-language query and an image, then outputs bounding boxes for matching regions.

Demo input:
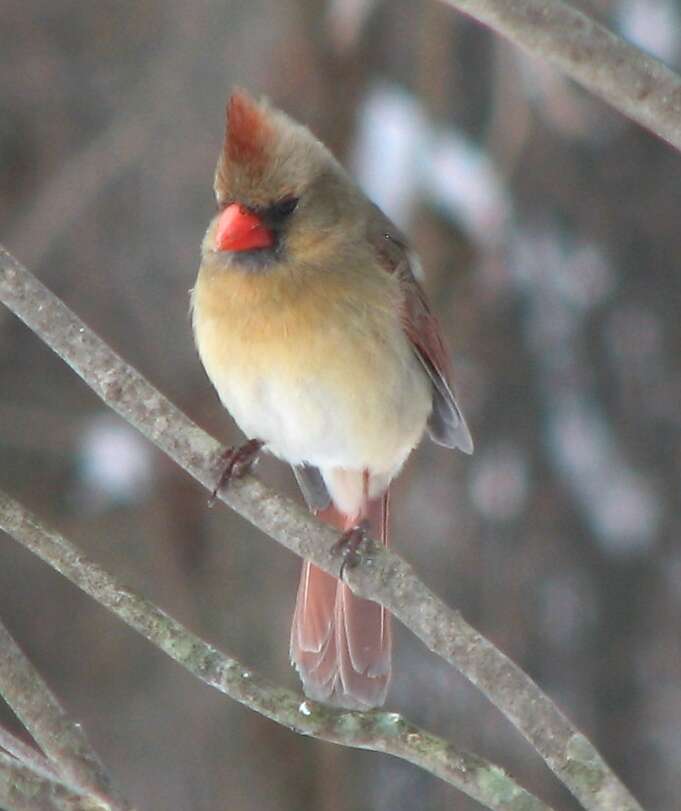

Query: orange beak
[215,203,274,252]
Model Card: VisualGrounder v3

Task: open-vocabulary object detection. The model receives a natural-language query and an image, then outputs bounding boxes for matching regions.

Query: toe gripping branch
[209,438,264,506]
[332,520,370,580]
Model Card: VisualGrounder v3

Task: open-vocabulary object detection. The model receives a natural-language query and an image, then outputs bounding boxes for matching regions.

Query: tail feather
[290,494,391,710]
[291,563,338,694]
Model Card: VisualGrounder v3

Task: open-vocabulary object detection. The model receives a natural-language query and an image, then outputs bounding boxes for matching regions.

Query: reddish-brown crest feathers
[225,90,273,168]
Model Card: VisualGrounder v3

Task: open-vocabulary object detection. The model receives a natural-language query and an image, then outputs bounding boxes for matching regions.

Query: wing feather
[367,205,473,454]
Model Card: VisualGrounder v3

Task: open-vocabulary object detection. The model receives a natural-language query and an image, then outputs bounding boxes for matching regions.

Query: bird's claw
[332,520,370,580]
[208,438,264,507]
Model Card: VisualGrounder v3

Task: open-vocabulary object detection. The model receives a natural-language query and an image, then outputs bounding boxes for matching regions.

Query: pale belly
[195,314,432,478]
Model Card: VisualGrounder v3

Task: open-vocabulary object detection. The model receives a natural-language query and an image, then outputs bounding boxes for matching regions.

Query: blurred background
[1,1,681,809]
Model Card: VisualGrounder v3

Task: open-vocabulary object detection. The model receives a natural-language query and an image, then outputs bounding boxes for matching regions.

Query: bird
[191,89,473,710]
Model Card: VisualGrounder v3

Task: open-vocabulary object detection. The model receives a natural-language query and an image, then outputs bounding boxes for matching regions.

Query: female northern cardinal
[192,90,473,709]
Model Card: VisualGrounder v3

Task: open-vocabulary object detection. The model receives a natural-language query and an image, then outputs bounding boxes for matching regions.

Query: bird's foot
[332,520,370,579]
[208,438,264,507]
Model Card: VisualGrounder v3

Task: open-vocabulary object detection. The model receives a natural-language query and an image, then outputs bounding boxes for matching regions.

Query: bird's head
[203,89,362,271]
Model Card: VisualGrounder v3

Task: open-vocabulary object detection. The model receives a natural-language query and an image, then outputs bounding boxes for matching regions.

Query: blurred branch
[0,491,552,811]
[0,245,643,811]
[4,47,179,270]
[0,620,129,811]
[0,750,103,811]
[437,0,681,152]
[5,115,148,270]
[483,39,532,175]
[0,727,59,784]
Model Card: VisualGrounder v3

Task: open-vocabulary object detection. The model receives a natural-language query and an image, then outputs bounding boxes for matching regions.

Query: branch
[0,245,643,811]
[0,751,103,811]
[0,619,128,811]
[0,728,60,785]
[437,0,681,152]
[0,490,552,811]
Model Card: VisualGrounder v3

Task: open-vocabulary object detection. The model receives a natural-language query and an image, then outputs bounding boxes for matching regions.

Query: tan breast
[192,253,432,474]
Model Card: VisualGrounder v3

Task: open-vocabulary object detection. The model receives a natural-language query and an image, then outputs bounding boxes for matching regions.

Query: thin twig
[0,490,552,811]
[0,620,128,811]
[0,751,104,811]
[0,245,643,811]
[436,0,681,152]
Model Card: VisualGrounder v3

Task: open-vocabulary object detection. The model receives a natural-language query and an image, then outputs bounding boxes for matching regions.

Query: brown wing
[368,204,474,454]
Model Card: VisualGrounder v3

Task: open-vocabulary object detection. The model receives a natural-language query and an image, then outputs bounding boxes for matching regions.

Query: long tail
[289,493,391,710]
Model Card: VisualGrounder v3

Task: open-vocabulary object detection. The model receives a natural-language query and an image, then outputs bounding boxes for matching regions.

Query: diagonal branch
[0,750,104,811]
[0,489,552,811]
[436,0,681,153]
[0,245,643,811]
[0,619,128,811]
[0,728,60,786]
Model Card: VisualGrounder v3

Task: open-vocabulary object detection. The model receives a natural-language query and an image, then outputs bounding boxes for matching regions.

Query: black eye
[271,196,299,219]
